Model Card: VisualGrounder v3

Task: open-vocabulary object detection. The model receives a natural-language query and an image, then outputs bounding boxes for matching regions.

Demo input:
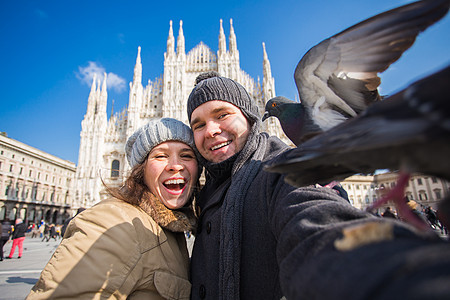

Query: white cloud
[107,73,127,91]
[77,61,126,93]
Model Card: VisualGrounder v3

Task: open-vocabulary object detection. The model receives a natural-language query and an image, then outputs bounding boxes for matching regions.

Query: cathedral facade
[75,19,287,208]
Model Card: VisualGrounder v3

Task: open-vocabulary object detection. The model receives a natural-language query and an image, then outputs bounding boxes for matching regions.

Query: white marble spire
[166,20,175,58]
[133,46,142,84]
[262,42,275,101]
[177,20,185,55]
[219,19,226,55]
[229,18,237,53]
[262,42,272,79]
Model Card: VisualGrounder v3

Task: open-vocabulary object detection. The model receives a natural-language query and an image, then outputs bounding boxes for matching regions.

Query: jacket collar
[139,191,197,233]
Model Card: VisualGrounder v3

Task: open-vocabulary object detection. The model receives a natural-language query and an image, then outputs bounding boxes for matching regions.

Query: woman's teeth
[211,141,231,151]
[163,179,186,190]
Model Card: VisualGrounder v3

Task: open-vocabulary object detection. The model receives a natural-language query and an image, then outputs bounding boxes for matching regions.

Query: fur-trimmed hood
[138,191,197,233]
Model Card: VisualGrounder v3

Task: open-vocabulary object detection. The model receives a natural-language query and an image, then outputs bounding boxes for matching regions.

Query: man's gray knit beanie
[187,71,260,123]
[125,118,195,168]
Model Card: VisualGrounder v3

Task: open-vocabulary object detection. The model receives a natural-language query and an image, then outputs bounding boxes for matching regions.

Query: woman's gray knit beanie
[187,71,260,123]
[125,118,195,168]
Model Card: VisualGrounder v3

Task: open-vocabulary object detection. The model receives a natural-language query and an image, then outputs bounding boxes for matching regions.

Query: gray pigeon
[266,65,450,187]
[262,0,450,145]
[265,65,450,230]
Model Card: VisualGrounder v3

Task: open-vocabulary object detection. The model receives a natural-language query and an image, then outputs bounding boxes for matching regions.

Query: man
[187,72,450,299]
[7,218,27,259]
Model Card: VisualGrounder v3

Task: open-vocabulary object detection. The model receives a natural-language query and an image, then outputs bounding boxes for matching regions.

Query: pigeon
[265,65,450,231]
[262,0,450,146]
[266,65,450,187]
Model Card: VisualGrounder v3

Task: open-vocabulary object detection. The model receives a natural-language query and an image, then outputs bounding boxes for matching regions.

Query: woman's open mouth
[163,178,187,195]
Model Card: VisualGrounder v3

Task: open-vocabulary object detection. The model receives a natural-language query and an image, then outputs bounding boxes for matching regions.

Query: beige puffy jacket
[27,196,195,299]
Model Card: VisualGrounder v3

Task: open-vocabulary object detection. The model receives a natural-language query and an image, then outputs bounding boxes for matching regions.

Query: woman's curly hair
[105,160,148,207]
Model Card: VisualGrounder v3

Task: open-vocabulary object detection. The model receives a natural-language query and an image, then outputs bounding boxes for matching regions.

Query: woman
[27,118,199,299]
[6,218,27,259]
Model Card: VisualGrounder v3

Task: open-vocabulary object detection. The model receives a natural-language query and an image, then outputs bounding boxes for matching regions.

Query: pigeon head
[262,96,296,121]
[263,96,321,145]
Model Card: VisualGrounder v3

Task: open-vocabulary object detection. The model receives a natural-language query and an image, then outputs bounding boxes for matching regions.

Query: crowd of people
[1,71,448,299]
[382,203,448,235]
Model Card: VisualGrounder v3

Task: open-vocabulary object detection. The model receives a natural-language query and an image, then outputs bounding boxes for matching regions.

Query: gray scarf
[202,121,268,300]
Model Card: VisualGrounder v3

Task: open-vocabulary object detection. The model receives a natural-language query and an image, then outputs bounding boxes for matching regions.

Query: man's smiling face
[190,100,250,163]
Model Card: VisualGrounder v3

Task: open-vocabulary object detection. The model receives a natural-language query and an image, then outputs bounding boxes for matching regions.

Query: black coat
[12,222,27,239]
[191,136,450,299]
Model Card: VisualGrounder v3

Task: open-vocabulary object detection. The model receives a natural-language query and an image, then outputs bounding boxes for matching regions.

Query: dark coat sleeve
[263,164,450,299]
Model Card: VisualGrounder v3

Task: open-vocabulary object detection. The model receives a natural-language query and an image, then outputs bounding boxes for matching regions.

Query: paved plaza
[0,236,60,299]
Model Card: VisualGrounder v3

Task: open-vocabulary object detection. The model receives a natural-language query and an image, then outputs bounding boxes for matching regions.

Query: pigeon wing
[294,0,450,132]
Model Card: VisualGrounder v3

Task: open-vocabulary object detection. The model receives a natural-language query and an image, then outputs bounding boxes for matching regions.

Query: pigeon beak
[262,111,270,122]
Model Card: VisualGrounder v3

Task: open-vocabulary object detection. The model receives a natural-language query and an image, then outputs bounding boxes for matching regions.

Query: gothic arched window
[111,160,120,178]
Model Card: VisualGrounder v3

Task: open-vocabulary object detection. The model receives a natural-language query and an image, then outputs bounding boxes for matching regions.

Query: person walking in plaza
[40,223,49,242]
[187,72,450,299]
[31,223,39,238]
[45,224,57,241]
[6,218,27,259]
[38,223,45,238]
[28,118,199,299]
[0,219,12,261]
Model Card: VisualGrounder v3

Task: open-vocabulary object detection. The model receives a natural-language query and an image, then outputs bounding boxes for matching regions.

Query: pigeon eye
[272,103,277,108]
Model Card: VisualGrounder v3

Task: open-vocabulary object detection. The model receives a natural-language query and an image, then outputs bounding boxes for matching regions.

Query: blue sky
[1,0,449,164]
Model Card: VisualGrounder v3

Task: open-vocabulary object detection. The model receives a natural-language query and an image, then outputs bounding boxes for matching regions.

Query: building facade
[341,174,377,210]
[374,172,449,212]
[75,19,288,207]
[0,133,76,225]
[342,172,449,213]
